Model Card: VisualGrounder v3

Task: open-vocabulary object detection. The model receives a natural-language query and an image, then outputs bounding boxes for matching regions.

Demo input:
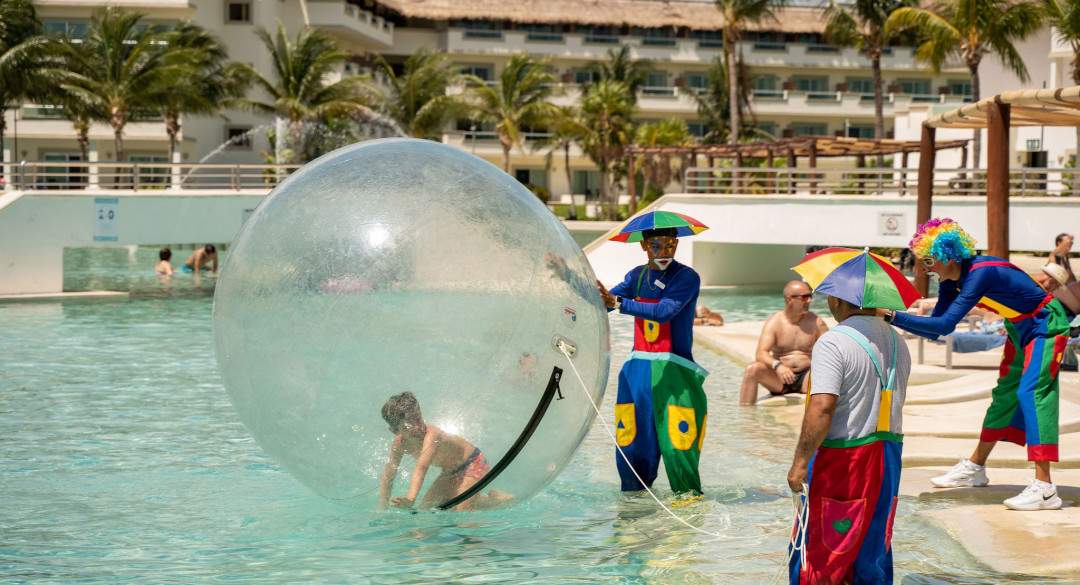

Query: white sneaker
[931,458,989,488]
[1004,481,1062,511]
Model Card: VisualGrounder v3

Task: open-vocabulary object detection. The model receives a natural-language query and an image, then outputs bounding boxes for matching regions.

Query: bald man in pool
[740,280,829,405]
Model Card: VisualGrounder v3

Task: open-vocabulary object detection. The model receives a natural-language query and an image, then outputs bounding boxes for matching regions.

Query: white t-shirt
[809,315,911,441]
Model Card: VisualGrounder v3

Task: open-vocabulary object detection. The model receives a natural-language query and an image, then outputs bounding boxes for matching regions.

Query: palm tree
[0,0,58,181]
[467,53,559,173]
[887,0,1042,168]
[226,21,371,163]
[48,37,106,170]
[535,105,589,219]
[714,0,785,143]
[693,56,734,144]
[634,118,694,206]
[160,22,247,167]
[367,47,467,140]
[1042,0,1080,177]
[584,45,653,102]
[579,79,637,219]
[58,8,182,170]
[823,0,913,166]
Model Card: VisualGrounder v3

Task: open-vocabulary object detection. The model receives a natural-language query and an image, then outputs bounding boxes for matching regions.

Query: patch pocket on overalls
[1049,335,1069,378]
[821,497,867,554]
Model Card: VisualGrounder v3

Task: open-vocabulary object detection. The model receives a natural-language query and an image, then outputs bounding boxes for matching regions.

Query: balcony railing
[5,161,303,191]
[684,167,1080,198]
[462,28,502,39]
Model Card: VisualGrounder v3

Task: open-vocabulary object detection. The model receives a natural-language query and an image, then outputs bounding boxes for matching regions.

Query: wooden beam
[986,101,1010,259]
[915,124,936,297]
[786,148,796,195]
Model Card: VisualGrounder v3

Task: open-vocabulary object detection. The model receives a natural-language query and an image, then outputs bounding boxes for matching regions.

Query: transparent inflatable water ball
[213,138,610,509]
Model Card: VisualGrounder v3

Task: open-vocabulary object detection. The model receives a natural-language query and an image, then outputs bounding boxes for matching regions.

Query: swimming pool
[0,247,1060,584]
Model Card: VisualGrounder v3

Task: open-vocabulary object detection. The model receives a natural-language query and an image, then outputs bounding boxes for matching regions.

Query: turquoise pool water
[0,247,1065,584]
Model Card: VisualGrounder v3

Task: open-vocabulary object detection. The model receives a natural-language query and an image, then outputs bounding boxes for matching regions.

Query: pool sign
[878,212,905,237]
[93,197,119,242]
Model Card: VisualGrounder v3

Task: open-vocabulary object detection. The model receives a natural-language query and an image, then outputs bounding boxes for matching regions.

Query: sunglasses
[788,294,812,301]
[920,257,936,267]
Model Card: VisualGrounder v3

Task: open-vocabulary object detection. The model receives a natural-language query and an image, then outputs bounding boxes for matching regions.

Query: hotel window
[226,1,251,23]
[896,79,932,99]
[459,20,502,39]
[643,72,672,95]
[129,154,169,186]
[846,125,875,139]
[949,80,973,99]
[752,76,781,98]
[689,30,723,48]
[572,170,601,197]
[634,27,676,46]
[573,69,598,84]
[847,78,874,95]
[226,126,253,150]
[685,73,709,92]
[756,123,776,138]
[460,64,494,82]
[581,25,619,44]
[793,123,828,136]
[514,169,548,189]
[44,20,90,40]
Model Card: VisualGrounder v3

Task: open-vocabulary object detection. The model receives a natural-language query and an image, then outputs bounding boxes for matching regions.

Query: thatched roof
[627,136,970,158]
[378,0,827,33]
[926,86,1080,129]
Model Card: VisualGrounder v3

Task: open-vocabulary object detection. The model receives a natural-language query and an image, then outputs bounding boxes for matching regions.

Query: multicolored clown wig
[909,218,977,263]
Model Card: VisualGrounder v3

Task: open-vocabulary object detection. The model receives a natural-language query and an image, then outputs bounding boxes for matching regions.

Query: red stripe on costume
[980,426,1027,446]
[1028,444,1059,462]
[999,339,1017,379]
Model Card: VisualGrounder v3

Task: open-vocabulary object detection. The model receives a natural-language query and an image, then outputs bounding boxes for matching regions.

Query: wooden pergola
[917,86,1080,294]
[624,135,969,209]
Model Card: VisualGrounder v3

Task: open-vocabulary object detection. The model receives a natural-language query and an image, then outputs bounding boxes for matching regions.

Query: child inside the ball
[379,391,513,511]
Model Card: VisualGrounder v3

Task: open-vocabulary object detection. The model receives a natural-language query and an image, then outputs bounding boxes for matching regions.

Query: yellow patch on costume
[615,403,636,447]
[667,404,698,450]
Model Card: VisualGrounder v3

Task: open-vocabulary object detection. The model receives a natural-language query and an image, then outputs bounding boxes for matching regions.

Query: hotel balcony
[749,89,972,118]
[33,0,195,19]
[308,0,393,50]
[427,27,944,73]
[14,105,168,142]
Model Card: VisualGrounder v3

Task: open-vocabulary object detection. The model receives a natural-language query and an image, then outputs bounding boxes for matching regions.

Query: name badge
[654,279,666,290]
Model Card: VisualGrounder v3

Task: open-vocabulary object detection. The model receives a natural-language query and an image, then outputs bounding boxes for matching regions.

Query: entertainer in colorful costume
[597,225,708,495]
[885,219,1067,511]
[787,292,911,585]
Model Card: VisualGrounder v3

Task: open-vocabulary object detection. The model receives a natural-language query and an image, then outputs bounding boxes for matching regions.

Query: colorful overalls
[790,325,903,585]
[891,256,1069,461]
[609,261,708,494]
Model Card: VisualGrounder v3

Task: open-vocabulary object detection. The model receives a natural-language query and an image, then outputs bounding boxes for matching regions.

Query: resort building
[4,0,1061,198]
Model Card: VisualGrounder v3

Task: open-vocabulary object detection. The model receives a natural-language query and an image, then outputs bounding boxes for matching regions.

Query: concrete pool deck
[695,319,1080,578]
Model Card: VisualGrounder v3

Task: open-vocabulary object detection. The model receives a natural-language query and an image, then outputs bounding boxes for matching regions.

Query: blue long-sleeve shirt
[892,255,1049,340]
[609,260,700,361]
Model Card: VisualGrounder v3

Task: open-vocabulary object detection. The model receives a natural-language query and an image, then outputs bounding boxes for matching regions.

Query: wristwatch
[771,359,782,370]
[884,309,896,323]
[613,295,622,310]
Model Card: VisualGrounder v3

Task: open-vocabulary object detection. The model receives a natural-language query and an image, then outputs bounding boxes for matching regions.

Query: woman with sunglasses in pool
[882,218,1068,511]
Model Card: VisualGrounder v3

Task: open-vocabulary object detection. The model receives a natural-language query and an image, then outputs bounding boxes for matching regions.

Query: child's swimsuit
[440,448,489,484]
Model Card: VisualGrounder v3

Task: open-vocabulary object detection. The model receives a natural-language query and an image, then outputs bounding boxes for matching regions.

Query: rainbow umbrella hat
[609,211,709,243]
[793,247,921,310]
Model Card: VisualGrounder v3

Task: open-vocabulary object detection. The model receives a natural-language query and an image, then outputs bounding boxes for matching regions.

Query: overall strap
[634,266,647,298]
[833,324,899,434]
[832,325,897,392]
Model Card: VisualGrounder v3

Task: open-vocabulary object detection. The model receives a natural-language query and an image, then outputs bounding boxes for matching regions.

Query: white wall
[0,190,266,294]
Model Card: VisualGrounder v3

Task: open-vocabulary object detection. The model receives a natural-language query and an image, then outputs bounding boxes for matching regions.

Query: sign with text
[93,197,119,242]
[878,212,905,237]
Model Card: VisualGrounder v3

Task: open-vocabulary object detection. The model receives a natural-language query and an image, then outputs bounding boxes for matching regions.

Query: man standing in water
[740,280,829,405]
[597,227,708,497]
[787,293,911,585]
[885,218,1067,511]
